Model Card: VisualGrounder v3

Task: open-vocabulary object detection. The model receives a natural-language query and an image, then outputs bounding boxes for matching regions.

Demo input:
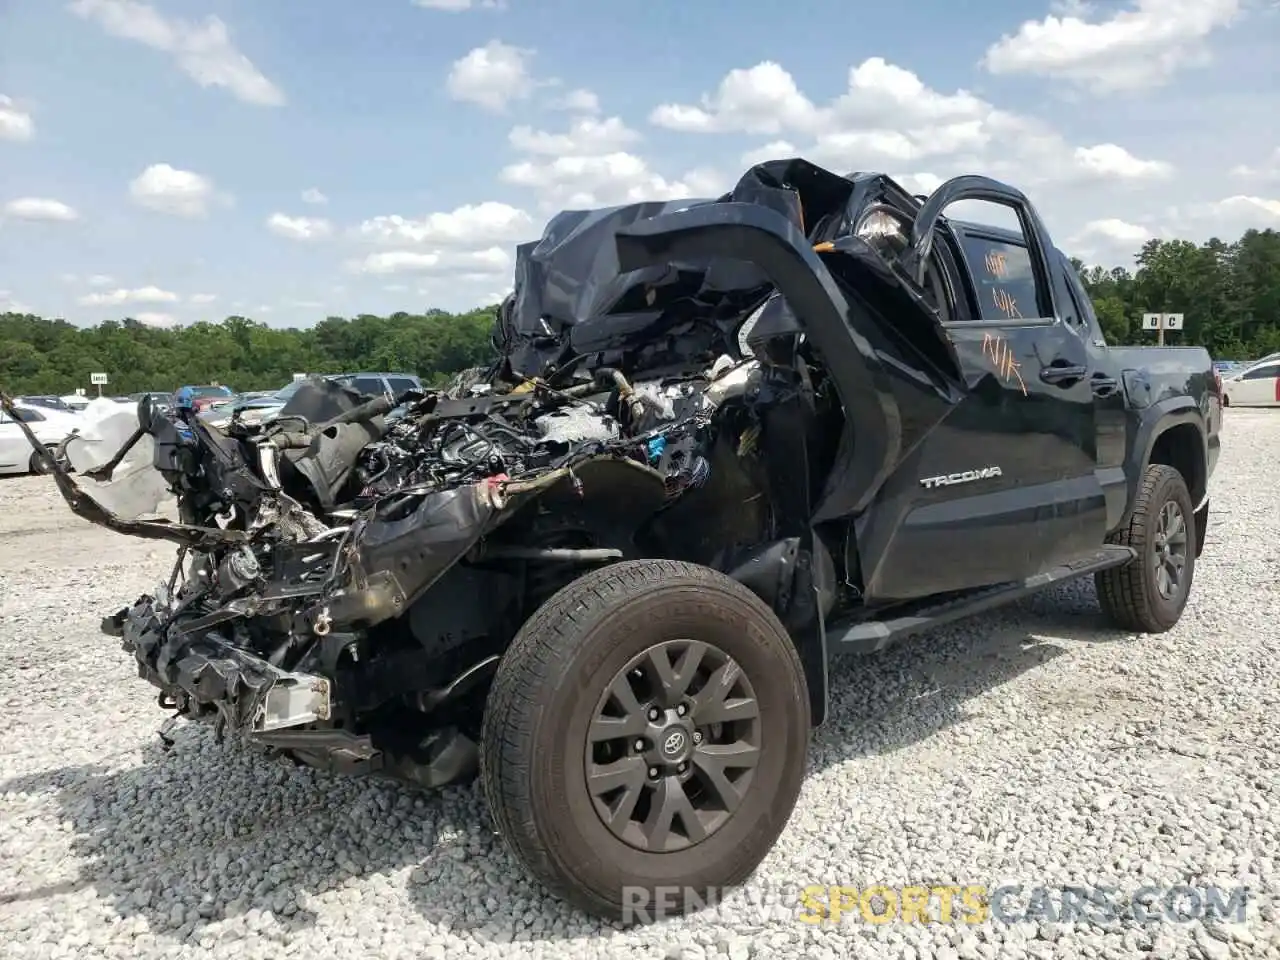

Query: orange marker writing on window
[992,287,1021,319]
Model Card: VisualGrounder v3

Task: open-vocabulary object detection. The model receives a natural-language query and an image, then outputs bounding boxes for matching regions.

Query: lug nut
[648,708,660,721]
[676,704,687,716]
[693,731,703,744]
[677,762,687,773]
[634,739,645,751]
[648,767,659,778]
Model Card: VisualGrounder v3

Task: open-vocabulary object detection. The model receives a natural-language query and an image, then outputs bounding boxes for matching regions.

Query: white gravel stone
[1,409,1278,959]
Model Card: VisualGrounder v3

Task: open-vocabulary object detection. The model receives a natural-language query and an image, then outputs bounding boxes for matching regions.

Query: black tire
[28,448,52,475]
[480,559,811,922]
[1095,464,1196,633]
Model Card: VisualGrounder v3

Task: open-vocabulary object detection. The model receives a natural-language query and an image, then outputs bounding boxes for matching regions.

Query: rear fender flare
[1121,399,1207,531]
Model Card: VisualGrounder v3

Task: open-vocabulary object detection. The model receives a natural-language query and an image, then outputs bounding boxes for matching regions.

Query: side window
[1060,260,1098,336]
[956,233,1044,323]
[385,376,419,395]
[350,376,387,396]
[1243,364,1279,380]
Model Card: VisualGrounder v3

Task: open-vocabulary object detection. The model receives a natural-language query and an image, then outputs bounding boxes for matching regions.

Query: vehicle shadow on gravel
[0,582,1140,947]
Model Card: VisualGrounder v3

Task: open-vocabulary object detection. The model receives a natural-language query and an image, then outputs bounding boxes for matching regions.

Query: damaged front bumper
[117,594,333,734]
[110,594,480,787]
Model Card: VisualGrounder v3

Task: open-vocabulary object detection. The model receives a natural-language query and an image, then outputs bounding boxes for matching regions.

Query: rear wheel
[480,559,811,922]
[1095,464,1195,632]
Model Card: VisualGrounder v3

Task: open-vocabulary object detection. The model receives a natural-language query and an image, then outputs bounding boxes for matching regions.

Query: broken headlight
[854,207,909,255]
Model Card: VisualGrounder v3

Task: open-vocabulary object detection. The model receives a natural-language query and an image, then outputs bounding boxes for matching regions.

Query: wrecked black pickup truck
[0,158,1221,922]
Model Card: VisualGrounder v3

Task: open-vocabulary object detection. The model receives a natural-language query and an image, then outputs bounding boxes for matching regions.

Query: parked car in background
[16,395,74,413]
[0,404,79,475]
[129,392,172,414]
[200,373,424,428]
[59,395,91,412]
[1221,357,1280,407]
[171,384,235,413]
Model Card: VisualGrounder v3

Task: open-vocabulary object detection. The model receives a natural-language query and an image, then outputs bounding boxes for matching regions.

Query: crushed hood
[498,159,893,381]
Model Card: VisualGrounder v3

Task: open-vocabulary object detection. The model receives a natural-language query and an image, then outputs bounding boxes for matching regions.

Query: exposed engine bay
[0,156,974,788]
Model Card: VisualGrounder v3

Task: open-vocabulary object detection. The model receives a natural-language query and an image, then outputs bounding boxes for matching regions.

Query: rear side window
[957,234,1042,323]
[350,376,387,396]
[386,376,419,395]
[1059,258,1100,336]
[1242,364,1279,380]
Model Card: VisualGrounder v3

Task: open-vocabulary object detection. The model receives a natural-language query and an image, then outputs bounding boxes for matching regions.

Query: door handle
[1091,374,1120,398]
[1040,362,1087,385]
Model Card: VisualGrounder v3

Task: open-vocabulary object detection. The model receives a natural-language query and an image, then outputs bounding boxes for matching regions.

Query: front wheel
[1095,464,1196,632]
[28,447,55,475]
[479,559,811,922]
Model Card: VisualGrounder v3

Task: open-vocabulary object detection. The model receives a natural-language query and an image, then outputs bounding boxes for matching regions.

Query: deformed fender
[613,201,902,520]
[333,456,671,630]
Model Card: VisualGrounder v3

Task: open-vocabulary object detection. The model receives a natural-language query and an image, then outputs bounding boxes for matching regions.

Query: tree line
[2,227,1278,397]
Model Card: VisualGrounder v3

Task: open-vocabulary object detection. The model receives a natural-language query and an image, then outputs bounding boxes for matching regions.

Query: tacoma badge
[920,466,1003,489]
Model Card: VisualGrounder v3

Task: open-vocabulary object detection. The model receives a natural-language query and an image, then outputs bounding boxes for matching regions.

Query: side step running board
[826,545,1136,657]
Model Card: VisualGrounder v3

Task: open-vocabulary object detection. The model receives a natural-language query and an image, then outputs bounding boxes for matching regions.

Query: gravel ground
[0,409,1277,960]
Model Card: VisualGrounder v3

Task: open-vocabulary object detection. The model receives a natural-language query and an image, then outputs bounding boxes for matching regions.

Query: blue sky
[1,0,1278,329]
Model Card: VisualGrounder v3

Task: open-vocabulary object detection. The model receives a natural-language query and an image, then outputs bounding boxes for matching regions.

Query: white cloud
[1072,144,1174,180]
[346,247,512,276]
[1069,217,1158,262]
[501,152,726,210]
[88,274,114,287]
[980,0,1242,94]
[551,88,600,114]
[894,172,945,196]
[652,56,1171,191]
[189,293,218,304]
[78,285,179,306]
[0,290,34,313]
[1213,195,1280,220]
[508,116,641,155]
[266,212,334,241]
[412,0,505,9]
[135,312,177,327]
[1076,218,1154,245]
[0,95,34,142]
[301,188,328,205]
[650,61,820,134]
[3,197,79,222]
[69,0,284,106]
[446,40,534,111]
[353,201,534,246]
[129,163,216,217]
[740,140,797,167]
[1231,147,1280,180]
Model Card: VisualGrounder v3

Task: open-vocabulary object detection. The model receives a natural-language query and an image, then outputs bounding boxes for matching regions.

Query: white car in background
[59,394,92,413]
[1222,358,1280,407]
[0,404,81,476]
